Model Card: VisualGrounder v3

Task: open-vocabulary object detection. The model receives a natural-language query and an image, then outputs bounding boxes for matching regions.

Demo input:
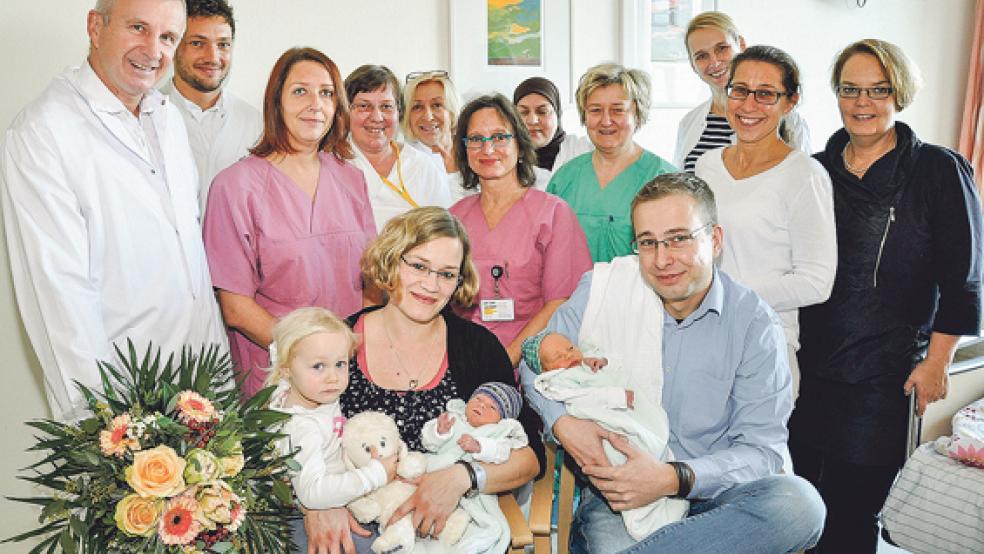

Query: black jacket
[799,122,982,384]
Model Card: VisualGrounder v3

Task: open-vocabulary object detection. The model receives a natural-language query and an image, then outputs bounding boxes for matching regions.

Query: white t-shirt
[695,148,836,348]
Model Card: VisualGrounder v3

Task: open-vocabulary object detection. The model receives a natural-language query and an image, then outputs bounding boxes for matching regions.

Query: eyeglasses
[400,255,461,285]
[835,85,894,100]
[406,70,449,84]
[726,85,791,105]
[631,223,714,254]
[462,133,514,151]
[351,101,397,114]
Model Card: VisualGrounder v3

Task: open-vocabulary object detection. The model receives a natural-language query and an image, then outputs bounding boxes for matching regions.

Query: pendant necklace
[382,318,440,391]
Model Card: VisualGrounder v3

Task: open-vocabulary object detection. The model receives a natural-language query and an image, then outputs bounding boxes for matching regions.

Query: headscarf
[513,77,566,170]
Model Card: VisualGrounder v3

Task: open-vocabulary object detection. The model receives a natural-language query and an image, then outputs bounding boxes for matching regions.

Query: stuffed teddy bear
[341,411,471,553]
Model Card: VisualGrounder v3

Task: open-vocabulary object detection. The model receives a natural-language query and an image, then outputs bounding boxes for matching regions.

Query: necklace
[842,133,897,177]
[380,316,442,390]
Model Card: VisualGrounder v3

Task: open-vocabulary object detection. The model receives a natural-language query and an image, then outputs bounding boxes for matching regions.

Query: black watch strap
[456,460,479,498]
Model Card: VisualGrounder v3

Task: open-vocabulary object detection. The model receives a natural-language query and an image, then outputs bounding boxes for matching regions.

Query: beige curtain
[959,0,984,198]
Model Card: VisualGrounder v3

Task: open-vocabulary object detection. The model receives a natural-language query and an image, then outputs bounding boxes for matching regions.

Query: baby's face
[539,334,583,371]
[465,393,502,427]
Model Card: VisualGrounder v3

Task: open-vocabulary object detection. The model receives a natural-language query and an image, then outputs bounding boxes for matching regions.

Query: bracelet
[668,461,694,499]
[455,460,479,498]
[470,461,487,493]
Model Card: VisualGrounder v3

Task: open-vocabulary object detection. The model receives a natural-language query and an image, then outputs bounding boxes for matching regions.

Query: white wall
[0,0,975,544]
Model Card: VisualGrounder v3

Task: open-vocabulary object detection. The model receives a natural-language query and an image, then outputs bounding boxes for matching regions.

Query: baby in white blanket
[522,331,688,540]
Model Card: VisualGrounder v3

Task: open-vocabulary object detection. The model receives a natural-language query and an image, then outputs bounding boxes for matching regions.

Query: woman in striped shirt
[674,11,811,172]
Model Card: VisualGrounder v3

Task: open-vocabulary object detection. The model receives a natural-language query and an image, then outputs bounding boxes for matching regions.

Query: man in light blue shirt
[521,173,824,553]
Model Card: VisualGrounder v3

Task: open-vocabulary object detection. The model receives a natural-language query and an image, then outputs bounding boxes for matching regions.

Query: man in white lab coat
[0,0,227,421]
[159,0,261,209]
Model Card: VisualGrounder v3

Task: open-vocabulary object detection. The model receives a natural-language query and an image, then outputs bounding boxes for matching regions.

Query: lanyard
[380,141,418,208]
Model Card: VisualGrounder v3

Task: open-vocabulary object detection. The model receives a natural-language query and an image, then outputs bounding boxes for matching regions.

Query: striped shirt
[683,113,733,172]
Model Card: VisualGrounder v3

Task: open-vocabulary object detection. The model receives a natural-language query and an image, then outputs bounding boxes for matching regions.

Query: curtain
[958,0,984,198]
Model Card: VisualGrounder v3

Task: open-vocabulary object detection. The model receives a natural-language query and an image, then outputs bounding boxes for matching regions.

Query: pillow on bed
[934,397,984,469]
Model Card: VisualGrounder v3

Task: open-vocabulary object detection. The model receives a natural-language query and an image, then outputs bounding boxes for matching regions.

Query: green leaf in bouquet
[271,478,293,505]
[0,520,64,545]
[80,417,101,435]
[58,528,76,553]
[211,541,234,552]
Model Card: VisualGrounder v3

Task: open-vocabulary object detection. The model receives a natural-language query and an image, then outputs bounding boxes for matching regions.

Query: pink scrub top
[450,188,592,348]
[203,153,377,398]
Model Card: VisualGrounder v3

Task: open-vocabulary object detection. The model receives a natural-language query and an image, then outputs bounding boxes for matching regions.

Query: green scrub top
[547,150,677,262]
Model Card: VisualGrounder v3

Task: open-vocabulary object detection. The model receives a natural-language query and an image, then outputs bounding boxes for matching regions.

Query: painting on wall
[487,0,542,66]
[450,0,571,104]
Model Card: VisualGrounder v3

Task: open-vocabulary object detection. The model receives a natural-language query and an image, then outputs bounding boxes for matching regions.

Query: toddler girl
[267,307,397,511]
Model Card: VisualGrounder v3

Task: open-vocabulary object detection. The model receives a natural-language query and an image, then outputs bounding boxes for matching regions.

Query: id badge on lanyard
[480,263,515,322]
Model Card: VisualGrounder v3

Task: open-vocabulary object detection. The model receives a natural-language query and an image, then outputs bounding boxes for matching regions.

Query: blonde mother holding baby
[300,207,543,553]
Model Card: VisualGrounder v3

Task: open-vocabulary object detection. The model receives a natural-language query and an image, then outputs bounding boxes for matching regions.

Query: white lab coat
[1,62,227,421]
[673,98,813,170]
[159,80,262,210]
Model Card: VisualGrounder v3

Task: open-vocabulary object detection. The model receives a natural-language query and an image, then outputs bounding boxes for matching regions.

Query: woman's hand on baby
[584,357,608,372]
[436,412,455,434]
[388,464,470,538]
[379,453,399,482]
[458,434,480,453]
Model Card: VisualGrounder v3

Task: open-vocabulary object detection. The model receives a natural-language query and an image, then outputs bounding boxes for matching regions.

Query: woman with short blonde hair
[402,71,462,174]
[547,63,675,262]
[790,38,981,553]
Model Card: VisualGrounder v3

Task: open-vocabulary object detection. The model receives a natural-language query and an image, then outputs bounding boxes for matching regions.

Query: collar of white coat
[161,77,227,117]
[77,58,167,117]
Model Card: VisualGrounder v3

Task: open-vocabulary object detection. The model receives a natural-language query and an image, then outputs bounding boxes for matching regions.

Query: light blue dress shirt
[520,267,792,499]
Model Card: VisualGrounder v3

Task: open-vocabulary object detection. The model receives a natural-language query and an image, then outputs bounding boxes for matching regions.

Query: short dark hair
[631,172,718,227]
[251,47,352,160]
[454,94,537,190]
[185,0,235,36]
[344,65,404,120]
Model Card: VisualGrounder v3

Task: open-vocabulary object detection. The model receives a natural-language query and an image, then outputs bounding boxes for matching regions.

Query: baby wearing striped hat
[421,382,528,468]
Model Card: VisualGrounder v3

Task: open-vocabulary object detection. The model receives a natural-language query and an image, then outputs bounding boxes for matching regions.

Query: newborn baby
[523,330,688,540]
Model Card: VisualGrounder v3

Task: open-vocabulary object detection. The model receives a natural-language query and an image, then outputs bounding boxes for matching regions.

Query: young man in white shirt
[160,0,262,209]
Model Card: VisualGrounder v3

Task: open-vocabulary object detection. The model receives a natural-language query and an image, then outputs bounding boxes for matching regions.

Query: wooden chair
[502,441,577,553]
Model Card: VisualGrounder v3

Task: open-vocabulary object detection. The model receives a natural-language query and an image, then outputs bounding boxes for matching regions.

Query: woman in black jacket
[789,39,982,554]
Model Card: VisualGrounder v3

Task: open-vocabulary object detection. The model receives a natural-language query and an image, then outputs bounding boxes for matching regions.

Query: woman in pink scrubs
[203,47,376,399]
[449,94,592,366]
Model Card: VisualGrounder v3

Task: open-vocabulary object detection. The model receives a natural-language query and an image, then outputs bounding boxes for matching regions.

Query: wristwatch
[456,460,485,498]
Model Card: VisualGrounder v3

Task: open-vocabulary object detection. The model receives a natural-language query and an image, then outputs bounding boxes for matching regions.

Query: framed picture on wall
[620,0,718,107]
[450,0,572,104]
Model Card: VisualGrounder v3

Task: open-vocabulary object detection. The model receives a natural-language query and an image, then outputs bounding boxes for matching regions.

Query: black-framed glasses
[631,223,714,254]
[400,255,461,285]
[726,85,791,105]
[834,85,894,100]
[462,133,514,151]
[405,70,449,84]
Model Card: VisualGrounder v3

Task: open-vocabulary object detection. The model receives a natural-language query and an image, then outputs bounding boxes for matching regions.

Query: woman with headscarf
[513,77,592,174]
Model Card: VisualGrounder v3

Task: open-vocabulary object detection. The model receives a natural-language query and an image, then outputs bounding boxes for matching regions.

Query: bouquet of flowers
[4,342,297,553]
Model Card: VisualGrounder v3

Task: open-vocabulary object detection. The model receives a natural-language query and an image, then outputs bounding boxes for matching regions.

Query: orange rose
[114,494,161,537]
[125,445,187,498]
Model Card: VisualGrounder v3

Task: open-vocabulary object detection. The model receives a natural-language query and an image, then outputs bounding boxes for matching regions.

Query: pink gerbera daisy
[99,414,138,457]
[174,391,216,424]
[158,495,202,545]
